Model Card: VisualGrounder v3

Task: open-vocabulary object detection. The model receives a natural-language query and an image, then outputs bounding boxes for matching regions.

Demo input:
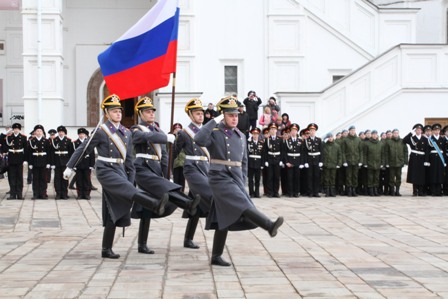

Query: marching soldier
[383,129,408,196]
[363,130,382,196]
[72,128,95,199]
[131,97,200,254]
[403,124,428,196]
[195,96,284,266]
[247,127,263,198]
[50,126,74,199]
[174,98,213,249]
[63,94,169,259]
[303,123,323,197]
[322,132,342,197]
[28,125,51,199]
[341,125,362,197]
[426,123,446,196]
[282,123,303,197]
[262,123,283,197]
[4,123,27,199]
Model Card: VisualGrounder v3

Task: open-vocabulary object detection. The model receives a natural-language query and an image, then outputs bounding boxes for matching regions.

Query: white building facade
[0,0,447,135]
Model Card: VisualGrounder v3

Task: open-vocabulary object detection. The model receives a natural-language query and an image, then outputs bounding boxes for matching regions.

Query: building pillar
[22,0,63,132]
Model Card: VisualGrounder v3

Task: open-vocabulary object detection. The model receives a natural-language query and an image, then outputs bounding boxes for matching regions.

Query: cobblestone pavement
[0,174,447,298]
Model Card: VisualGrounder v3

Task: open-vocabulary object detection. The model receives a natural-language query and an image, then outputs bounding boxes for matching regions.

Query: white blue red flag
[98,0,179,99]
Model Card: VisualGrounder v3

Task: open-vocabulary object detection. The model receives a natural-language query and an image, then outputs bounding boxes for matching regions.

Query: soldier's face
[252,133,259,139]
[141,109,155,123]
[78,133,87,139]
[387,133,392,138]
[107,108,122,123]
[269,128,277,136]
[433,129,440,136]
[415,128,422,135]
[349,129,356,136]
[13,128,20,134]
[224,112,239,128]
[309,128,316,137]
[365,132,371,139]
[290,129,298,137]
[58,131,65,138]
[191,110,204,124]
[35,129,43,137]
[372,133,378,140]
[393,131,399,138]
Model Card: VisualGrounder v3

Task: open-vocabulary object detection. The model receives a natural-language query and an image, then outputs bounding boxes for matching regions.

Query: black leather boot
[211,229,231,266]
[132,191,168,215]
[389,186,395,196]
[330,187,336,197]
[243,208,284,237]
[395,186,401,196]
[368,188,374,197]
[325,187,330,197]
[101,221,120,259]
[374,187,380,196]
[138,218,154,254]
[168,191,200,215]
[346,187,352,197]
[184,216,200,249]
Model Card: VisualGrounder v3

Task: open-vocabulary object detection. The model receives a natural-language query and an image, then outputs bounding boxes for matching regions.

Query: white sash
[101,124,127,161]
[138,125,162,161]
[184,126,210,161]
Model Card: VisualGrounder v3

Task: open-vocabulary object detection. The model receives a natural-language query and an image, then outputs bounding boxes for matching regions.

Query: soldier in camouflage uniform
[322,132,342,197]
[341,126,362,196]
[363,130,382,196]
[383,129,408,196]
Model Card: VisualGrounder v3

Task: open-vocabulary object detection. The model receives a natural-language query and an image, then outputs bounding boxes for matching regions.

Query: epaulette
[132,128,140,132]
[213,128,219,131]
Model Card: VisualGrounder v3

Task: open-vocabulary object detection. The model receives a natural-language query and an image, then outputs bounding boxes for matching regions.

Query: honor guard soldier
[403,124,428,196]
[383,129,408,196]
[304,123,323,197]
[50,126,73,199]
[64,94,168,259]
[72,128,95,199]
[195,96,284,266]
[173,98,213,249]
[362,130,382,196]
[282,123,304,197]
[322,132,342,197]
[131,97,200,254]
[426,123,446,196]
[442,125,448,196]
[28,124,51,199]
[341,125,362,197]
[4,123,27,199]
[262,122,284,197]
[247,127,263,198]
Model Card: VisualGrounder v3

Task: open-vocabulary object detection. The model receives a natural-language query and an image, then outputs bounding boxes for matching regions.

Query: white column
[22,0,63,132]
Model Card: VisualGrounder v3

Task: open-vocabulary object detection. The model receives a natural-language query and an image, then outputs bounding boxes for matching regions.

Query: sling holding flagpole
[167,72,176,179]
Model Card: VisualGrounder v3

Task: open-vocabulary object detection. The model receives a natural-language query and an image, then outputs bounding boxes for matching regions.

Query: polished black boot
[137,218,154,254]
[352,188,358,197]
[324,187,330,197]
[330,187,336,197]
[168,191,200,215]
[211,229,231,266]
[184,216,200,249]
[243,208,284,237]
[101,221,120,259]
[132,191,168,215]
[373,187,380,196]
[389,186,395,196]
[395,186,401,196]
[346,187,352,197]
[368,188,374,197]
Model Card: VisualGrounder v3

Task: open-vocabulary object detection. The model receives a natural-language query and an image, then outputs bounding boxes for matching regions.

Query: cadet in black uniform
[64,94,168,259]
[28,125,51,199]
[4,123,27,199]
[282,123,304,197]
[427,123,446,196]
[50,126,74,199]
[247,127,263,198]
[304,123,323,197]
[262,123,283,197]
[403,124,428,196]
[72,128,95,199]
[131,97,200,254]
[195,96,284,267]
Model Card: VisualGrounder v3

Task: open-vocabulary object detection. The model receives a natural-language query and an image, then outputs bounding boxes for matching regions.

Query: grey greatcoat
[194,119,256,231]
[174,122,212,216]
[67,120,136,227]
[131,122,178,219]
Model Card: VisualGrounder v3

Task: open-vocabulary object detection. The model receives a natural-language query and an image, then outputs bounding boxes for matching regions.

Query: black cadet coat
[282,137,304,166]
[28,136,51,167]
[50,136,74,167]
[427,135,446,184]
[247,138,264,169]
[5,133,27,165]
[304,136,323,165]
[72,139,95,169]
[403,133,428,185]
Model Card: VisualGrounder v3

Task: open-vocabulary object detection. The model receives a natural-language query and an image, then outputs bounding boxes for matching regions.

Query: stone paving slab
[0,174,448,298]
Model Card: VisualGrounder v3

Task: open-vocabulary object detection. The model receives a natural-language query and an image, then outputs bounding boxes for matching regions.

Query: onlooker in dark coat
[243,90,262,131]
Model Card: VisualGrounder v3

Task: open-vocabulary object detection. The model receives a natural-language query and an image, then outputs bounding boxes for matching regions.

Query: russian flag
[98,0,179,99]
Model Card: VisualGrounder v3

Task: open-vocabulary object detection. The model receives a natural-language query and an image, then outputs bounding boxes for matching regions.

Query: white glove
[63,168,73,180]
[264,161,269,167]
[304,163,309,168]
[380,165,383,168]
[318,162,323,168]
[358,163,362,167]
[445,164,447,167]
[89,167,94,170]
[214,113,224,123]
[260,166,264,170]
[166,133,176,144]
[343,162,348,167]
[46,164,50,169]
[51,165,55,169]
[299,165,304,169]
[386,165,389,168]
[279,161,284,168]
[424,162,430,167]
[363,165,368,168]
[29,165,33,169]
[336,165,340,169]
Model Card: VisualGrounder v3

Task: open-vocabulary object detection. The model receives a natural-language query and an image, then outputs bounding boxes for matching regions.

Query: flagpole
[167,72,176,179]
